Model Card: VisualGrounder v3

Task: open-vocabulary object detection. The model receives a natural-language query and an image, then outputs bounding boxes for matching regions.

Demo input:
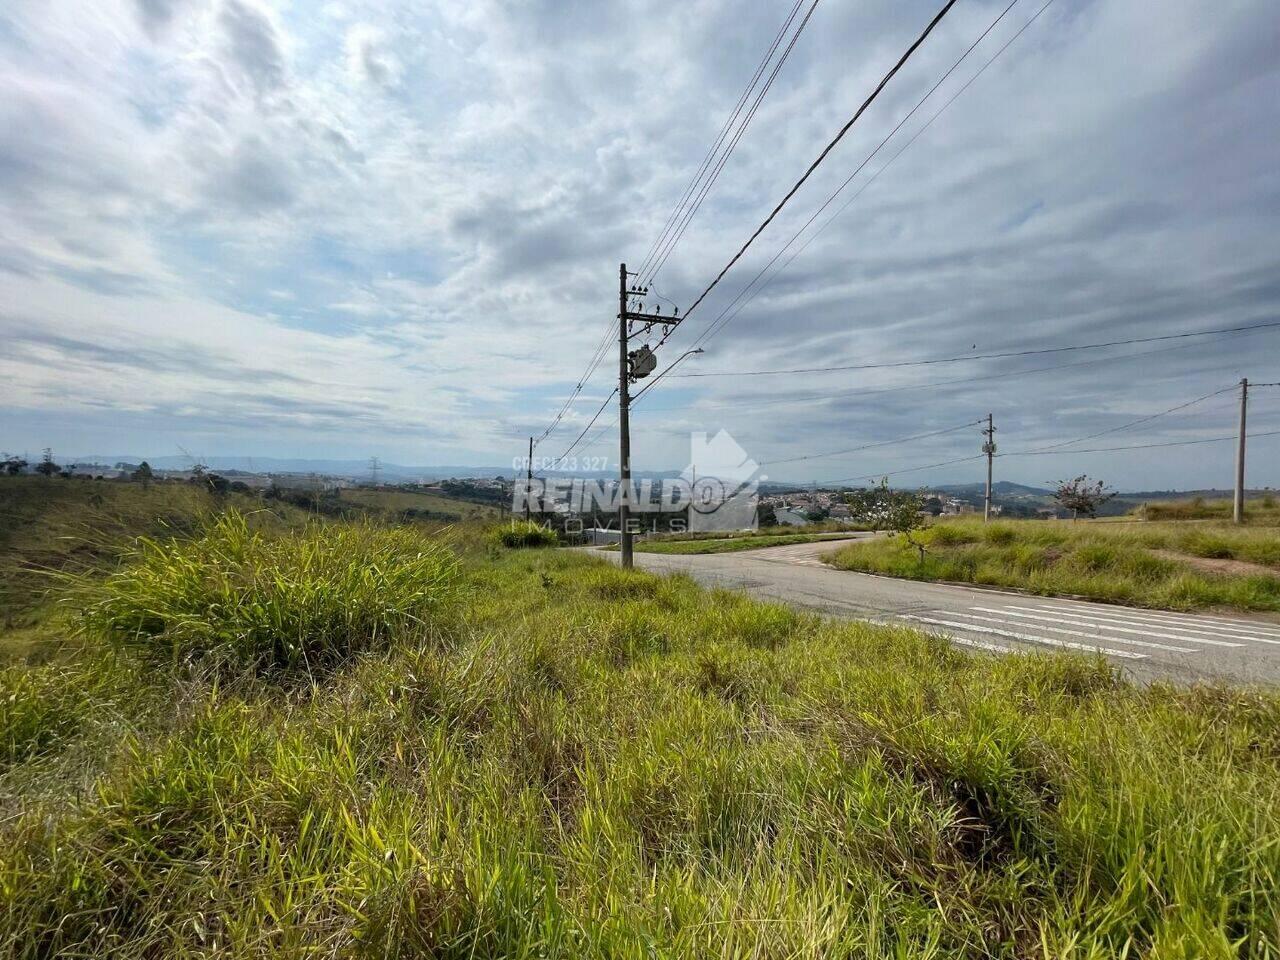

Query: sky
[2,0,1278,489]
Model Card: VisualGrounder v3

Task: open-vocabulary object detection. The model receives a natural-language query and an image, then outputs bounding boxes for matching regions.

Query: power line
[678,317,1280,379]
[1021,386,1239,453]
[761,419,983,466]
[643,329,1264,414]
[820,453,988,486]
[643,0,821,288]
[810,428,1280,487]
[534,319,619,446]
[688,0,1040,353]
[633,0,806,282]
[1006,430,1280,457]
[573,334,1257,461]
[686,0,1054,358]
[556,387,618,463]
[679,0,962,324]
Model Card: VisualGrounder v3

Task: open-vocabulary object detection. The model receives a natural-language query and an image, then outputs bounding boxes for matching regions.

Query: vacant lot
[1,507,1278,956]
[1133,496,1280,523]
[826,517,1280,612]
[339,486,501,522]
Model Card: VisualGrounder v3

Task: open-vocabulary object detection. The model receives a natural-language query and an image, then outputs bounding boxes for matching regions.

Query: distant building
[775,508,809,527]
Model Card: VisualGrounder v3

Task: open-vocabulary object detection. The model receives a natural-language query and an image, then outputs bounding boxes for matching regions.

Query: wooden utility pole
[1234,378,1248,524]
[618,264,634,568]
[525,436,534,522]
[982,414,996,522]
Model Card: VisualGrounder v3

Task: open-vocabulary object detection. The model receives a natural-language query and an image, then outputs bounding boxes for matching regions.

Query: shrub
[80,511,460,673]
[491,521,559,549]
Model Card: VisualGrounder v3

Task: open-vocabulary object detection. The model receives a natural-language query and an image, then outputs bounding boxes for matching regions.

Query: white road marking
[901,615,1146,659]
[993,605,1246,648]
[1080,607,1280,636]
[1015,604,1280,645]
[949,610,1196,653]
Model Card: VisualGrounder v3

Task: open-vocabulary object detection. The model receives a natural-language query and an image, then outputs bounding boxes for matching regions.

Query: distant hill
[75,456,516,481]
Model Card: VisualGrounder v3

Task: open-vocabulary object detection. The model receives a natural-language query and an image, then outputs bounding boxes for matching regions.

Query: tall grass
[828,518,1280,611]
[80,511,461,673]
[1,531,1278,956]
[490,519,560,549]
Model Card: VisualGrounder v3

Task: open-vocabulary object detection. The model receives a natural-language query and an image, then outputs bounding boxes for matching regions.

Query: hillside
[0,477,313,659]
[0,514,1277,956]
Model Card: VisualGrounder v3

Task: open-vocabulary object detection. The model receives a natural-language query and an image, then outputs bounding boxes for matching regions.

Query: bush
[491,521,559,549]
[80,511,460,673]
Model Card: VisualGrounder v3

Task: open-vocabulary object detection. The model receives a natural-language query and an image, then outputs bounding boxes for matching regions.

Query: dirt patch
[1153,549,1280,579]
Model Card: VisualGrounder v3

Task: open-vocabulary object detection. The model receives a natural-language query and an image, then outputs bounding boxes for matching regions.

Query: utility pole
[982,414,996,522]
[1234,377,1248,524]
[616,262,683,570]
[368,456,380,487]
[618,264,633,568]
[525,436,533,522]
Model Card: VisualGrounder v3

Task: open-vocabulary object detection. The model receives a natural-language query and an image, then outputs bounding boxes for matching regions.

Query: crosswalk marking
[952,609,1196,653]
[1016,604,1280,643]
[994,605,1247,648]
[901,614,1146,659]
[1083,607,1280,636]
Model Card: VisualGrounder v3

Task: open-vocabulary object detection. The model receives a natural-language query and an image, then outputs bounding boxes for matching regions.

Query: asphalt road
[597,536,1280,686]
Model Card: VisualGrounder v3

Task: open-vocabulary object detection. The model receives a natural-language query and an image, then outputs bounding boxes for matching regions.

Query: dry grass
[0,523,1278,956]
[827,517,1280,612]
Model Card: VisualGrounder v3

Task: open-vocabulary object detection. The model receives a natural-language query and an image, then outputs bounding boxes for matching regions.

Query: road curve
[595,537,1280,686]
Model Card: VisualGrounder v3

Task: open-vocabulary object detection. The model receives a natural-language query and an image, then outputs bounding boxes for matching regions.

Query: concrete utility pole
[982,413,997,522]
[1234,377,1248,524]
[616,262,684,570]
[618,264,634,568]
[525,436,534,522]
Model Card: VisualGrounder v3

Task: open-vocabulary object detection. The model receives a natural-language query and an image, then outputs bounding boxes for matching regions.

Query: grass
[339,486,502,523]
[826,517,1280,612]
[491,519,560,549]
[81,510,462,674]
[607,532,862,555]
[1135,496,1280,524]
[1,516,1279,956]
[0,476,312,662]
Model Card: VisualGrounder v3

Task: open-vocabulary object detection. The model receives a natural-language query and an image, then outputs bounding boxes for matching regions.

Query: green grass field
[338,486,502,522]
[826,517,1280,612]
[1,495,1279,956]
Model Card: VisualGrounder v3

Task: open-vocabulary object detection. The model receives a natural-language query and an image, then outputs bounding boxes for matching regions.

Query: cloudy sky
[2,0,1278,489]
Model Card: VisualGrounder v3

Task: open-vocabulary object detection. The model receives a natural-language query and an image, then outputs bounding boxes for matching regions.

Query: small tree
[35,448,60,477]
[1052,474,1115,520]
[2,456,27,476]
[132,461,154,486]
[846,479,929,561]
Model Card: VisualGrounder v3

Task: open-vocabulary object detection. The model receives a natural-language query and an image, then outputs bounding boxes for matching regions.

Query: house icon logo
[683,430,760,531]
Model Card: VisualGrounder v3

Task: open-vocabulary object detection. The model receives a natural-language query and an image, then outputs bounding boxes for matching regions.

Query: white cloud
[344,23,402,89]
[0,0,1277,482]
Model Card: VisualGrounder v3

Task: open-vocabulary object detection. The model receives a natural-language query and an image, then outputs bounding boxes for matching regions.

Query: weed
[79,511,460,674]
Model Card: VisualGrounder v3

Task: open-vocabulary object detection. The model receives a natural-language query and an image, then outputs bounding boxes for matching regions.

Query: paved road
[598,537,1280,685]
